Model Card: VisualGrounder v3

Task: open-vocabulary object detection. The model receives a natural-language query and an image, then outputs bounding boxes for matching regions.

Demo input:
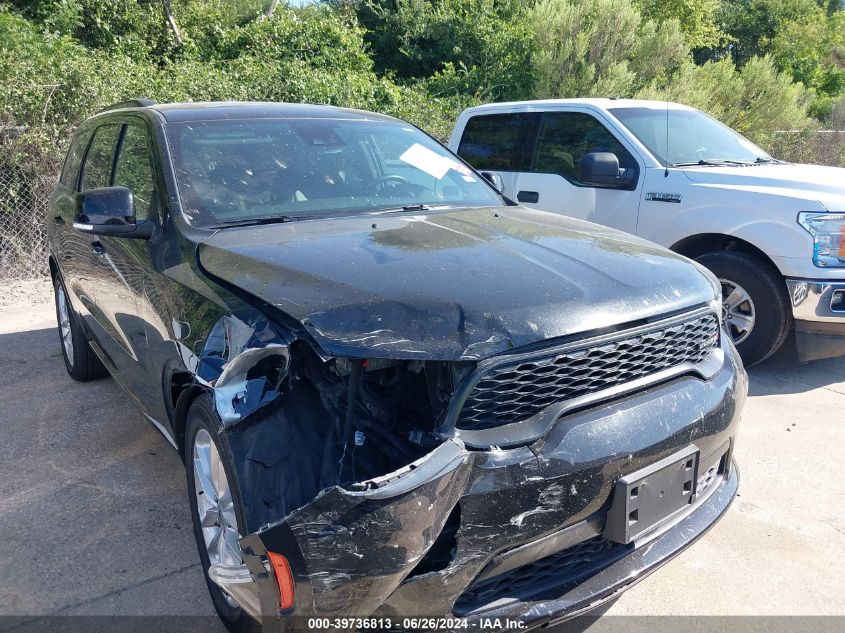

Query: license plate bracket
[605,445,699,544]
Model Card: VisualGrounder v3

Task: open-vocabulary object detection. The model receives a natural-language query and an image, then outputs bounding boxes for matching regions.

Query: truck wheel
[696,252,791,366]
[53,275,108,381]
[185,394,262,633]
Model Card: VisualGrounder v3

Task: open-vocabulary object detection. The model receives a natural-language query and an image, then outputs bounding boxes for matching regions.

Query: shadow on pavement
[747,334,845,397]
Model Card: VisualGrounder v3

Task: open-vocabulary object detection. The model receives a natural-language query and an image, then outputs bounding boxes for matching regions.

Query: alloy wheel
[56,286,74,365]
[192,428,242,609]
[719,278,756,345]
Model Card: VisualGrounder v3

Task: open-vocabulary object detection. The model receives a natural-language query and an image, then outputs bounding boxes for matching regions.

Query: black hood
[197,207,717,359]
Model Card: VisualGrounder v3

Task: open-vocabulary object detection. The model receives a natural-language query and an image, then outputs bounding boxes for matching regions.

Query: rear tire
[53,275,108,381]
[185,394,262,633]
[696,251,791,367]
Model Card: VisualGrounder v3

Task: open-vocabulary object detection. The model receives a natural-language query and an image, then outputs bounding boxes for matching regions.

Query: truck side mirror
[480,171,504,193]
[580,152,623,187]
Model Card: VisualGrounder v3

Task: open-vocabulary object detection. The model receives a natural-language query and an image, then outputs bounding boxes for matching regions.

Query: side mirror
[73,187,154,239]
[580,152,624,187]
[480,171,504,193]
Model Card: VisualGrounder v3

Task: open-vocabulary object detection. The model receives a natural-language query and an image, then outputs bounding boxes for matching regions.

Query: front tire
[53,275,107,381]
[185,394,261,633]
[696,251,791,366]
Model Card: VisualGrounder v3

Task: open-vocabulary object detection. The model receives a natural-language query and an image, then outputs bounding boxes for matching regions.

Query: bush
[530,0,688,98]
[356,0,534,101]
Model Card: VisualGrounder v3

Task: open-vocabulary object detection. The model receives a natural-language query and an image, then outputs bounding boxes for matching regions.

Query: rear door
[454,111,539,201]
[49,129,93,315]
[73,123,122,340]
[514,110,643,234]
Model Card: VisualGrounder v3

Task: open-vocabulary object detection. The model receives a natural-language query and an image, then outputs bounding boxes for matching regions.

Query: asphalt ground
[2,295,844,631]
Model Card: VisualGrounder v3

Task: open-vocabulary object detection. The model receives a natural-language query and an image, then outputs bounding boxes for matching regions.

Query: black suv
[47,101,746,631]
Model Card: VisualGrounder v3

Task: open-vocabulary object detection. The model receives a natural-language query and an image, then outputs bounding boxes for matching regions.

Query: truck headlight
[798,212,845,267]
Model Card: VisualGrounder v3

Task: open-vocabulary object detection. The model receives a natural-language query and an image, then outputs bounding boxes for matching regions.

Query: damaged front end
[188,307,745,631]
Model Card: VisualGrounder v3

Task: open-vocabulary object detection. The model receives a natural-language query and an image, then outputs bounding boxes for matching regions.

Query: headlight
[798,212,845,267]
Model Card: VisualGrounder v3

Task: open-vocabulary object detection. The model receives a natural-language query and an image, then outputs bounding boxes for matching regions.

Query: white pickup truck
[448,98,845,365]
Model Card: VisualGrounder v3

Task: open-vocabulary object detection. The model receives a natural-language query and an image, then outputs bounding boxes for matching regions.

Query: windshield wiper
[754,157,784,164]
[671,159,755,167]
[209,214,297,229]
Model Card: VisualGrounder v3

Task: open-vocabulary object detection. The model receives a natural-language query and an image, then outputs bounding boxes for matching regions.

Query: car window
[60,131,92,188]
[113,124,157,221]
[457,113,539,171]
[534,112,638,185]
[167,118,502,227]
[80,124,120,191]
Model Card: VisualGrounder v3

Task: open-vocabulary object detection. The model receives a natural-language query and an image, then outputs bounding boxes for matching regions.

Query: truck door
[512,111,643,235]
[454,111,539,203]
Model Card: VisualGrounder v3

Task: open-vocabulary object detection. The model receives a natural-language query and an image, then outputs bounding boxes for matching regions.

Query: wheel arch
[172,383,209,461]
[670,233,784,279]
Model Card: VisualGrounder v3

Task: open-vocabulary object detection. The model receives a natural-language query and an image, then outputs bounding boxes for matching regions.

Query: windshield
[609,107,771,166]
[166,117,502,227]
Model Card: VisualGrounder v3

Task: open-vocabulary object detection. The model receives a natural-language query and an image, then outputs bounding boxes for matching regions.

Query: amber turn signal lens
[267,551,295,610]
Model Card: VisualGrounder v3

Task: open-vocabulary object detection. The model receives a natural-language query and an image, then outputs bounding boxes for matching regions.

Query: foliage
[634,0,726,50]
[1,0,843,148]
[713,0,845,116]
[354,0,534,101]
[530,0,688,98]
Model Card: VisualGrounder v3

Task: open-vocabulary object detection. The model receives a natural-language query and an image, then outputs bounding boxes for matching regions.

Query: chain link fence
[769,130,845,166]
[0,125,62,282]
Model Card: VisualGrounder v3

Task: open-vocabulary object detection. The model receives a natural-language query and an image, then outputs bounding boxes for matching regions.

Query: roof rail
[97,98,157,113]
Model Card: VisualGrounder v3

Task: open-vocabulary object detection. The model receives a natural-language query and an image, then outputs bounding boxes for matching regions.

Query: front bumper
[785,279,845,361]
[218,336,746,630]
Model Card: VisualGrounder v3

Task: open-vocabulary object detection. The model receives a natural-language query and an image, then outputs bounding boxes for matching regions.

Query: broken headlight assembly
[301,355,474,489]
[798,211,845,268]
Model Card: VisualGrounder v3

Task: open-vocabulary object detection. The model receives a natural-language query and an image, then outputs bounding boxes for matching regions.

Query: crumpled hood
[198,206,717,359]
[682,163,845,210]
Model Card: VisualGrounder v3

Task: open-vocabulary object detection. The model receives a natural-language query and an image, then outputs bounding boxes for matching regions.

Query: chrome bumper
[786,279,845,323]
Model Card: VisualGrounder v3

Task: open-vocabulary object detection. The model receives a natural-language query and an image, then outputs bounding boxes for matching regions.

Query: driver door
[512,110,644,235]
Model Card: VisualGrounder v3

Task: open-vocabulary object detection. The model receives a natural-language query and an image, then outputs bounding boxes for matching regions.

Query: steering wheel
[373,174,410,193]
[691,147,709,161]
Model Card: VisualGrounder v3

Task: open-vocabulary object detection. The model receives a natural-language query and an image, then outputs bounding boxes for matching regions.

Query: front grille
[457,312,719,431]
[453,536,631,615]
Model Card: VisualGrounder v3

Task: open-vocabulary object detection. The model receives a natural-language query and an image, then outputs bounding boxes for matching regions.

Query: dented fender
[239,438,472,618]
[188,313,295,427]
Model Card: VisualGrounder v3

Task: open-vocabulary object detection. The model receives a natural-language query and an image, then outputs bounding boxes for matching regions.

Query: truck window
[80,124,120,191]
[534,112,638,186]
[457,113,539,171]
[113,124,158,221]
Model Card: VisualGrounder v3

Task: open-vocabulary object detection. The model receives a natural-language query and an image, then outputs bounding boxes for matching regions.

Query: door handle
[53,216,65,226]
[517,191,539,203]
[91,241,106,256]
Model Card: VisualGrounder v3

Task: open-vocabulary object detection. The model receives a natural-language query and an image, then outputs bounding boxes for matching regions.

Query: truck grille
[453,536,631,615]
[457,312,719,431]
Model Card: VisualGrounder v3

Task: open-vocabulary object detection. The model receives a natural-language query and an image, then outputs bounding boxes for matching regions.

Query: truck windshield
[609,107,771,167]
[167,118,503,227]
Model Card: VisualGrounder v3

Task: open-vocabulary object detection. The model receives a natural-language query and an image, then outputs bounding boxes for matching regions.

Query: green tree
[354,0,534,100]
[634,0,725,50]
